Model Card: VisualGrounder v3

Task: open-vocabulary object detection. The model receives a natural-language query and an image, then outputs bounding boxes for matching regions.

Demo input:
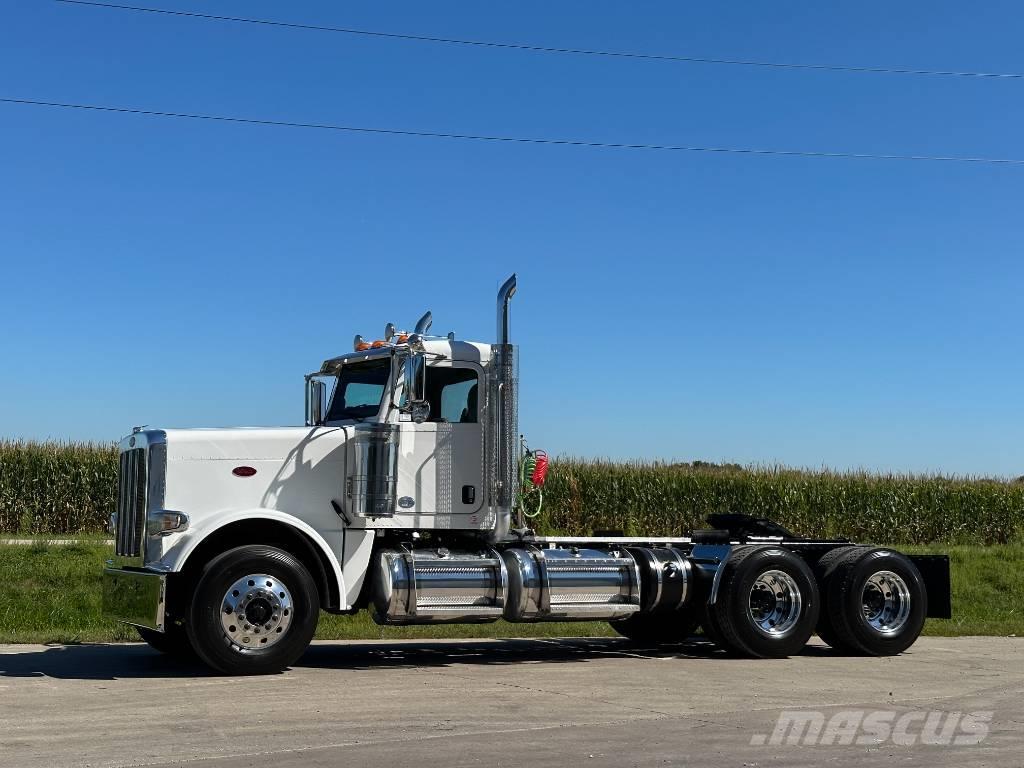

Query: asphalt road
[0,636,1020,768]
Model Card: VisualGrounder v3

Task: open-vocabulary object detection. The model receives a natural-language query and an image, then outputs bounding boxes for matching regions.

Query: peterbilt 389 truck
[103,275,951,674]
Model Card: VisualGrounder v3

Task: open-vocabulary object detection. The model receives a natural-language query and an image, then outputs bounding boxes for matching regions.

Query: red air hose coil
[530,451,549,487]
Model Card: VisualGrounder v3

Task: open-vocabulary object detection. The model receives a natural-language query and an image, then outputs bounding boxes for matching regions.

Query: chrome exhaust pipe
[496,274,517,346]
[414,311,433,335]
[491,274,518,540]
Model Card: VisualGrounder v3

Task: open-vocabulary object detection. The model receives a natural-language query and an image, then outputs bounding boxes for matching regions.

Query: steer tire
[611,608,701,644]
[187,545,320,675]
[819,547,926,656]
[136,619,195,657]
[709,546,819,658]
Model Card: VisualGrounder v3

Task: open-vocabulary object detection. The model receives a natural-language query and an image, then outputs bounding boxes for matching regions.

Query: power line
[56,0,1024,81]
[3,96,1023,165]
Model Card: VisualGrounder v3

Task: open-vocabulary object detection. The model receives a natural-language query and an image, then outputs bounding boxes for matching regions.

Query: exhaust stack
[491,274,518,540]
[497,274,517,346]
[414,311,433,335]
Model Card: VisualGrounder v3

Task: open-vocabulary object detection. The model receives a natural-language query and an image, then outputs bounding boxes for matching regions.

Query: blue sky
[1,1,1022,476]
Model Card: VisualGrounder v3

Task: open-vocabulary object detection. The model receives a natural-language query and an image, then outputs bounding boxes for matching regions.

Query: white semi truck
[103,275,951,674]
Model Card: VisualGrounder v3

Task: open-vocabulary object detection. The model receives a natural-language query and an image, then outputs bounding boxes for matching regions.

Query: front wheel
[136,619,194,657]
[187,545,320,675]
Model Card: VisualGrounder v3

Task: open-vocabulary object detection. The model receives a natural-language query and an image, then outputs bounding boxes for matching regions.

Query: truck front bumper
[102,568,167,632]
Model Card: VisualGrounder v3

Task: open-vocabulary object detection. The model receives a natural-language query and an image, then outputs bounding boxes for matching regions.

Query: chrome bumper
[102,568,166,632]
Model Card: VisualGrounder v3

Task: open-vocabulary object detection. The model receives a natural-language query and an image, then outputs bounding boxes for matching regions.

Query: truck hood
[160,427,347,461]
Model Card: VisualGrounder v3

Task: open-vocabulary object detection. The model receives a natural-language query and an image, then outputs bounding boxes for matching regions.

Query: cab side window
[425,367,479,423]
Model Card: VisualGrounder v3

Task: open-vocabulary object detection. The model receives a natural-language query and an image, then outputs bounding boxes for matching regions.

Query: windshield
[326,357,391,421]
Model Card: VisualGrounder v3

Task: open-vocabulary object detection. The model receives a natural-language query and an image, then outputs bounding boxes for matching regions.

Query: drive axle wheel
[611,608,701,644]
[814,546,868,652]
[707,546,819,658]
[187,545,319,675]
[817,547,926,656]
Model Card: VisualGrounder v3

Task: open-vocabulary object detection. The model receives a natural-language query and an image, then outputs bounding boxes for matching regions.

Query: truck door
[396,361,486,527]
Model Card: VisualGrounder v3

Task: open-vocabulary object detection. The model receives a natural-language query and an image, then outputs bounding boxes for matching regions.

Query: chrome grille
[115,447,148,557]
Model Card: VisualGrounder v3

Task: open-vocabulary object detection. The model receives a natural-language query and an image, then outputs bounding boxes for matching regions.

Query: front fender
[157,508,345,609]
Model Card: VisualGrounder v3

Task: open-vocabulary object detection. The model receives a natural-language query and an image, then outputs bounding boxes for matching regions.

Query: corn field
[540,459,1024,545]
[0,441,118,535]
[1,441,1022,544]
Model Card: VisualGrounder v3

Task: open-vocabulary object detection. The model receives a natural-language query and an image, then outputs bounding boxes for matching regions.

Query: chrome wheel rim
[748,569,802,635]
[861,570,911,634]
[221,574,293,650]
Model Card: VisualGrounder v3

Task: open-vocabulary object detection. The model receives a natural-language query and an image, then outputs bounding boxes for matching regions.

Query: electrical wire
[55,0,1024,81]
[3,96,1023,165]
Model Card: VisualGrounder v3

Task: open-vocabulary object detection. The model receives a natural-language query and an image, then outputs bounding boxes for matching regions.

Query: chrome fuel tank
[627,546,693,613]
[371,547,507,625]
[501,546,640,622]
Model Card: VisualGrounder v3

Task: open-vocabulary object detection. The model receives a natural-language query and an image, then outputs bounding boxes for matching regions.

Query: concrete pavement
[0,636,1020,767]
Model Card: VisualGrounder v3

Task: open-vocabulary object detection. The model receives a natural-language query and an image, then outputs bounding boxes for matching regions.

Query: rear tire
[700,600,729,649]
[818,548,926,656]
[187,545,320,675]
[813,546,870,653]
[708,546,819,658]
[611,608,701,644]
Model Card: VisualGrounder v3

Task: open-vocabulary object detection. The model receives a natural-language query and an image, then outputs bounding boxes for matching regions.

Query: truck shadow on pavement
[0,643,213,680]
[0,636,837,681]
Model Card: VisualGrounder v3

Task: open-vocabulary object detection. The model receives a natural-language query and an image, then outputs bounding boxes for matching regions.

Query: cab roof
[318,338,493,376]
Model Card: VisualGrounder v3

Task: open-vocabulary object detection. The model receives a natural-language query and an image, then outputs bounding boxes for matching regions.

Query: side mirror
[306,378,327,426]
[401,351,429,423]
